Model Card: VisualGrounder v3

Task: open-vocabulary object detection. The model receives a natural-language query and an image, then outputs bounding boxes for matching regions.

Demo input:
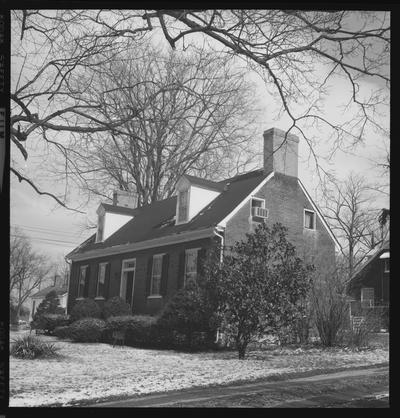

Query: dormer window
[177,190,189,223]
[96,212,105,242]
[175,174,222,225]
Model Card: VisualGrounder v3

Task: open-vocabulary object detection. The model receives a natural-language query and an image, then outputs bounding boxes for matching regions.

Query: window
[96,263,108,298]
[251,198,268,219]
[120,259,136,308]
[178,190,189,223]
[77,265,88,298]
[184,248,199,286]
[150,254,164,296]
[304,209,315,230]
[384,259,390,273]
[361,287,374,307]
[96,213,105,242]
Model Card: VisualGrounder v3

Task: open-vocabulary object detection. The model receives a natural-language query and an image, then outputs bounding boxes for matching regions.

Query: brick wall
[68,237,212,315]
[224,172,336,269]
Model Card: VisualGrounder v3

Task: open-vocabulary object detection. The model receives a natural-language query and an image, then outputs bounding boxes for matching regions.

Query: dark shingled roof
[31,285,68,299]
[73,169,268,255]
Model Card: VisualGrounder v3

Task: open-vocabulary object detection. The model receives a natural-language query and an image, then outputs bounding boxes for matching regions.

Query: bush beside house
[102,297,131,319]
[69,298,102,322]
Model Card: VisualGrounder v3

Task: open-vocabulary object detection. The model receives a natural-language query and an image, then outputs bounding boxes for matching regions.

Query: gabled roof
[350,238,390,281]
[100,203,137,216]
[31,285,68,299]
[68,169,268,257]
[183,174,226,192]
[68,169,340,260]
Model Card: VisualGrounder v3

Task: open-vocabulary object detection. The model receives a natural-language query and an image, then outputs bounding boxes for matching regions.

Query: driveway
[92,364,389,408]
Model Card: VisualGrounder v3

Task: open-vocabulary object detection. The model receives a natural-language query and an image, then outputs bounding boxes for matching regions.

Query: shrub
[31,314,70,335]
[34,290,64,318]
[105,315,157,346]
[69,318,106,342]
[53,326,72,339]
[156,281,217,350]
[11,335,59,359]
[70,298,101,322]
[102,297,131,319]
[345,310,384,348]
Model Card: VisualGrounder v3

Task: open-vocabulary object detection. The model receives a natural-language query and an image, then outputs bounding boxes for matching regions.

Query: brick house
[66,128,340,315]
[347,210,390,328]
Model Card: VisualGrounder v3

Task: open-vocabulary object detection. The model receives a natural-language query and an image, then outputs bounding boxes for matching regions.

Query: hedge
[30,314,70,335]
[69,318,106,342]
[70,298,101,322]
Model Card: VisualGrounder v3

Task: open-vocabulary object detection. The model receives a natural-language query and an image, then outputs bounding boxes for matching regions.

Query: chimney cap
[263,127,299,143]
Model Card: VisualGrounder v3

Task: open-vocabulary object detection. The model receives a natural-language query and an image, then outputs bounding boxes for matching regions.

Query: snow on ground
[9,331,389,407]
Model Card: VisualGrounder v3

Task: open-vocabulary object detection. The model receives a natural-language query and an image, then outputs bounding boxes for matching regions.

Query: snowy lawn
[9,330,388,407]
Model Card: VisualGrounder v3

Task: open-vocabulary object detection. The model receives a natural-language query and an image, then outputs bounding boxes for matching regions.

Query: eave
[67,227,216,262]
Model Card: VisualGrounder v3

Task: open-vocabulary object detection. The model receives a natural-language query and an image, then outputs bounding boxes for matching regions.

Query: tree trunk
[237,339,248,360]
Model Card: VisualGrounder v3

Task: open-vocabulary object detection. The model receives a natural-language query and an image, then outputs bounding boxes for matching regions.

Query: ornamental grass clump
[11,335,59,359]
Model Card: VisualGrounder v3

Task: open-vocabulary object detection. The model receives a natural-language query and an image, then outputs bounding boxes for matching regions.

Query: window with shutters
[96,262,108,298]
[150,254,164,297]
[177,189,189,223]
[77,265,88,298]
[184,248,199,286]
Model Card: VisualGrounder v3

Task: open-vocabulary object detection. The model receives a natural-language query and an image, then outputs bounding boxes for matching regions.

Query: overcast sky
[10,10,390,264]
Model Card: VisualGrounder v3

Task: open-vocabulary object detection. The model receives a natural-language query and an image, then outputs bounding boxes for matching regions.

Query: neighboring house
[66,127,340,315]
[29,275,68,321]
[348,210,390,327]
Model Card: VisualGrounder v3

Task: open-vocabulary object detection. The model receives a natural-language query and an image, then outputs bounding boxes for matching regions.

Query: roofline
[217,171,275,227]
[67,227,215,262]
[351,245,390,280]
[297,179,342,252]
[31,291,68,299]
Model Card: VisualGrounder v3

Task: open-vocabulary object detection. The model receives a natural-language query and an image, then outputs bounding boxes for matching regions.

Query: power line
[10,233,79,246]
[11,223,85,237]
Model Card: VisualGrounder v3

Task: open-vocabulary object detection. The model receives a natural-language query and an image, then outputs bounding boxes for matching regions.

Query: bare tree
[321,173,381,278]
[10,228,53,321]
[51,42,260,206]
[11,10,390,210]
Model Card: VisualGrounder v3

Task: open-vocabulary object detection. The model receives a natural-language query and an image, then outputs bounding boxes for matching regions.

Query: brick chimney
[112,189,138,208]
[263,128,299,177]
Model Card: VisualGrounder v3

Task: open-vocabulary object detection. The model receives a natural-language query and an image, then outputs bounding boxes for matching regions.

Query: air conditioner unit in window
[251,207,269,218]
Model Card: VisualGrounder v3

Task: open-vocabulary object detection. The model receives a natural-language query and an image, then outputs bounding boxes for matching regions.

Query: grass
[9,330,389,407]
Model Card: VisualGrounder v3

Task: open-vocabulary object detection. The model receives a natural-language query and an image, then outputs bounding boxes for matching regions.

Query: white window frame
[250,197,265,210]
[120,258,136,307]
[149,254,165,298]
[361,287,375,306]
[176,189,190,224]
[304,209,316,230]
[250,197,268,222]
[184,248,200,286]
[384,259,390,273]
[77,265,88,299]
[95,262,108,299]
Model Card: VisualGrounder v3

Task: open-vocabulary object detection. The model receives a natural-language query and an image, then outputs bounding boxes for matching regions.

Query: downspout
[213,226,225,264]
[213,226,225,344]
